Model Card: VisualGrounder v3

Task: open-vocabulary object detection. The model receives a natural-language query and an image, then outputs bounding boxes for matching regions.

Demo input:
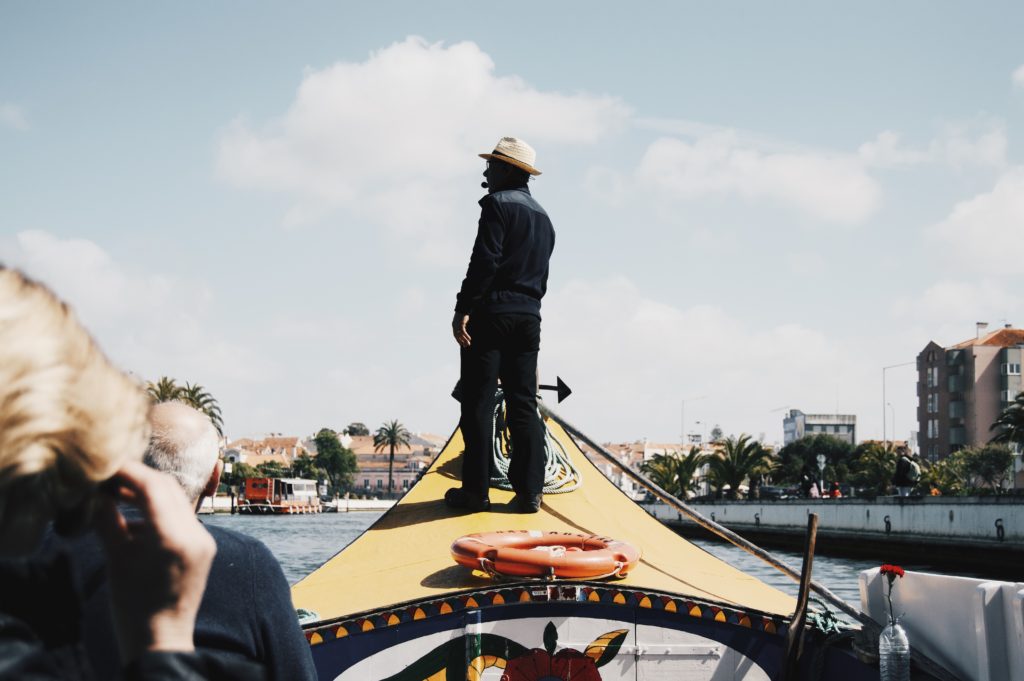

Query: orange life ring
[450,530,641,580]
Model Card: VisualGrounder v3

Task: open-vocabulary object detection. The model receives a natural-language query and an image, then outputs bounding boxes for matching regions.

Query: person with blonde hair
[0,267,255,680]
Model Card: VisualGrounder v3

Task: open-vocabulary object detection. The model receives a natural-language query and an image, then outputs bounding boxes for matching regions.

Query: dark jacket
[892,454,913,486]
[455,186,555,319]
[0,548,264,681]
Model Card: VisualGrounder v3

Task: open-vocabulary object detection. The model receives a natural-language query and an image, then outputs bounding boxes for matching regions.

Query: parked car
[757,486,791,501]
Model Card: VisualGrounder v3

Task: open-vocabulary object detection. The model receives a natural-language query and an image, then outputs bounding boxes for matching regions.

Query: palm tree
[374,420,411,497]
[145,377,224,436]
[990,391,1024,447]
[849,442,896,496]
[146,376,182,402]
[641,449,710,498]
[639,453,680,495]
[179,382,224,436]
[675,448,710,496]
[706,435,773,500]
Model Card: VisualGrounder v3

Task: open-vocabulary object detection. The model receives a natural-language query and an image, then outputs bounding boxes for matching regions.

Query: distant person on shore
[447,137,555,515]
[799,466,815,498]
[0,267,234,680]
[69,401,317,681]
[892,446,916,497]
[829,481,843,499]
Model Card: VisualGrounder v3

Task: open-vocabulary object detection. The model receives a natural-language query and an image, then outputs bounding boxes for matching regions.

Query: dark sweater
[67,523,315,681]
[455,186,555,319]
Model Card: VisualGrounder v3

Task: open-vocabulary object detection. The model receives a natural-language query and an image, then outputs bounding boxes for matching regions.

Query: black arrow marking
[538,376,572,403]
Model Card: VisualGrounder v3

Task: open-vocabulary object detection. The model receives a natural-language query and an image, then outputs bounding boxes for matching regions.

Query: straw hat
[479,137,542,176]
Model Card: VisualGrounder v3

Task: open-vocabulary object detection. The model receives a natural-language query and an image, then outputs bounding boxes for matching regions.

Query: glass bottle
[878,620,910,681]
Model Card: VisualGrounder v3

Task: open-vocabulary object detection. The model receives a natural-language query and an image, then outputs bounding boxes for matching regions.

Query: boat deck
[292,419,795,624]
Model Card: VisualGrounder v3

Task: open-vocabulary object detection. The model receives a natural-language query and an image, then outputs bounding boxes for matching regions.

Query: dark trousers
[459,313,546,498]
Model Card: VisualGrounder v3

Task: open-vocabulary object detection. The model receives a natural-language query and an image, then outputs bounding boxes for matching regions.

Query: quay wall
[646,497,1022,543]
[644,497,1022,574]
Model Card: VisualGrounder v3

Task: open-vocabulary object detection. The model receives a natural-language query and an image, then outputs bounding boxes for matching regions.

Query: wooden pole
[539,403,962,681]
[782,513,818,680]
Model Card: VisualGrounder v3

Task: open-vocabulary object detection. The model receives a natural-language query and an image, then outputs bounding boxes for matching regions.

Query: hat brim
[479,153,542,176]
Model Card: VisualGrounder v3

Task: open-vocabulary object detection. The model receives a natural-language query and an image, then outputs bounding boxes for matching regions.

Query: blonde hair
[0,268,150,504]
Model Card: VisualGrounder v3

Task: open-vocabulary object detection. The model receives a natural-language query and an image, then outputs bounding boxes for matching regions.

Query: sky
[2,3,1023,447]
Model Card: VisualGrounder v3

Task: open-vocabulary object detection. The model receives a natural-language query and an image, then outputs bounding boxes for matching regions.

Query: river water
[202,511,987,610]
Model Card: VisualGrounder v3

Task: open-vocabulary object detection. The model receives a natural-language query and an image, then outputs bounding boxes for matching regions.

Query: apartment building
[917,323,1024,461]
[782,410,857,445]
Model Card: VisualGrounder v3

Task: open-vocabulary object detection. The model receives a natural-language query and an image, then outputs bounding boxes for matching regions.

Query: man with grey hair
[144,401,223,508]
[71,401,317,681]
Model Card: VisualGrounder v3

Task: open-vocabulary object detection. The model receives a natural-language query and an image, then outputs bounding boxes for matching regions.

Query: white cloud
[891,280,1018,328]
[0,231,282,428]
[0,230,465,439]
[857,131,929,166]
[634,132,881,223]
[0,103,29,131]
[928,167,1024,270]
[541,276,874,443]
[859,122,1007,169]
[1012,64,1024,89]
[217,36,630,258]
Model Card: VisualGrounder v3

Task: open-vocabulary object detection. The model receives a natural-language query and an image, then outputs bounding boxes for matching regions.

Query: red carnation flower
[501,648,601,681]
[880,564,905,580]
[879,564,905,625]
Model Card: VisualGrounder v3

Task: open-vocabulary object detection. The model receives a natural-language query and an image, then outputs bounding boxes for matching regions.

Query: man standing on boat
[448,137,555,514]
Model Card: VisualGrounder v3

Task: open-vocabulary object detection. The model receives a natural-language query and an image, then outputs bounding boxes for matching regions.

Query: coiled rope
[489,389,582,494]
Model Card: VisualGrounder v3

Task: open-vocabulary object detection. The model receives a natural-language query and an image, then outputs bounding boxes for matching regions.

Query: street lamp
[887,402,896,445]
[882,361,915,449]
[816,453,827,495]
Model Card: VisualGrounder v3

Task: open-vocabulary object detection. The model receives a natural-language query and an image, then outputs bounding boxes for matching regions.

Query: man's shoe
[444,487,491,512]
[511,493,543,514]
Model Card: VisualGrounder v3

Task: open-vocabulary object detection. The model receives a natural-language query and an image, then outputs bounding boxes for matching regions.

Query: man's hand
[94,460,217,660]
[452,312,471,347]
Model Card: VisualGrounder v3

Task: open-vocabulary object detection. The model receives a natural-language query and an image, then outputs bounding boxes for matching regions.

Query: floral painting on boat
[383,621,627,681]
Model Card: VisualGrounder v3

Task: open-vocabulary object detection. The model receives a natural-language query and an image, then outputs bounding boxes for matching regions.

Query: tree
[639,453,678,493]
[221,461,257,488]
[640,449,708,498]
[990,391,1024,448]
[145,376,224,435]
[964,444,1014,493]
[706,435,773,499]
[256,461,288,479]
[374,420,412,497]
[709,425,723,443]
[643,448,708,497]
[146,376,182,402]
[290,453,320,480]
[345,422,370,436]
[925,449,970,496]
[315,428,357,495]
[179,382,224,436]
[848,442,896,497]
[776,435,855,486]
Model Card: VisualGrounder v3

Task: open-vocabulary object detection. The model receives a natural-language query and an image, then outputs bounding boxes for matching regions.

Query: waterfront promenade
[646,496,1023,577]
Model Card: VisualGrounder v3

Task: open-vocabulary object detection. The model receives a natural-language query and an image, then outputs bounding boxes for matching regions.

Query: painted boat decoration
[292,409,921,680]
